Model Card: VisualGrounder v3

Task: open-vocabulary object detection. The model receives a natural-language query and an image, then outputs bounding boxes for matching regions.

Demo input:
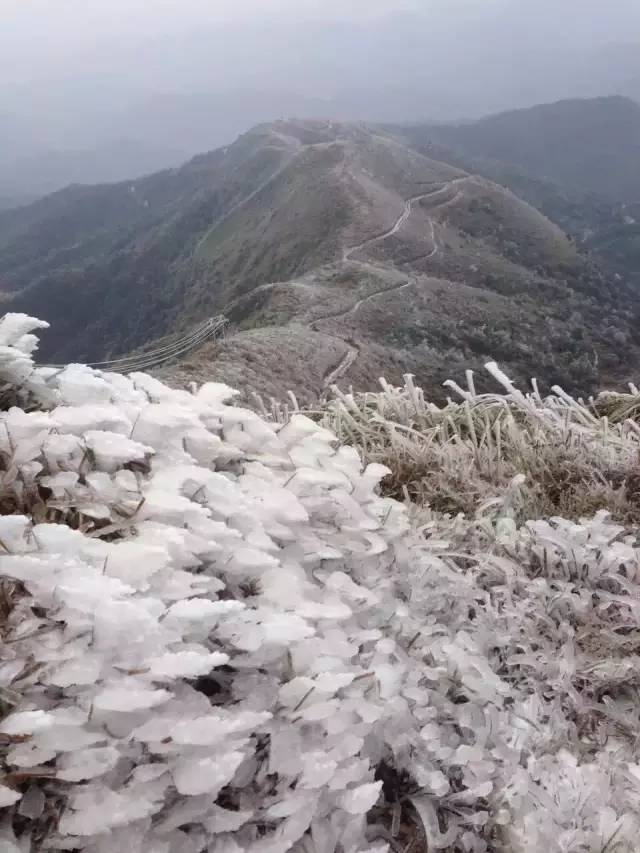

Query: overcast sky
[3,0,638,66]
[3,0,639,104]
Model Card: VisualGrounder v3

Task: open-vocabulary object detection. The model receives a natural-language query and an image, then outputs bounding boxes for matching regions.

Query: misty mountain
[2,5,640,202]
[0,141,187,203]
[397,96,640,291]
[0,90,363,202]
[402,97,640,203]
[0,119,636,402]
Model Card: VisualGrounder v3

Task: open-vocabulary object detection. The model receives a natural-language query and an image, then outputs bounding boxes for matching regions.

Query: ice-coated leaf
[171,711,271,745]
[93,686,171,712]
[56,747,120,781]
[172,751,244,796]
[17,785,45,819]
[59,786,163,835]
[49,657,103,688]
[299,753,338,789]
[339,782,382,815]
[166,598,245,621]
[205,804,254,833]
[1,710,53,735]
[34,726,105,752]
[3,314,640,853]
[147,650,230,679]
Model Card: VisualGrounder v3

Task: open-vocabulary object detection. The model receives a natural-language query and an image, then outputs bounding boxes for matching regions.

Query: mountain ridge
[0,117,637,401]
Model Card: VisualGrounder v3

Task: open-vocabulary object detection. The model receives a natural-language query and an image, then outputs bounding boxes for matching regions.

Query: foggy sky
[3,0,639,87]
[1,0,639,199]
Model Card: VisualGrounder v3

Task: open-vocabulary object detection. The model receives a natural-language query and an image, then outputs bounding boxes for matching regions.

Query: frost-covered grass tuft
[2,315,640,853]
[315,369,640,524]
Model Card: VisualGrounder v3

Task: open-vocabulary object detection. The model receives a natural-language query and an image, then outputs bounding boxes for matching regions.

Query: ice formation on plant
[0,315,409,853]
[1,313,640,853]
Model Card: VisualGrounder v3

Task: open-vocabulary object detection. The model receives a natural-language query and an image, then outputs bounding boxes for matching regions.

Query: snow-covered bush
[2,314,640,853]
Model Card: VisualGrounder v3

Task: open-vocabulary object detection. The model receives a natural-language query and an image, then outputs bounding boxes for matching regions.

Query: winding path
[344,191,435,263]
[342,175,469,266]
[314,175,471,388]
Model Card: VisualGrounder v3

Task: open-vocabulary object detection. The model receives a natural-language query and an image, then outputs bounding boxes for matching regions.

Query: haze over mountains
[2,0,640,201]
[404,96,640,203]
[4,8,640,848]
[1,102,639,402]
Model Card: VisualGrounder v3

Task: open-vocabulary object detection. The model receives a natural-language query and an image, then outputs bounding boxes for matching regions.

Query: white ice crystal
[0,711,54,736]
[340,783,382,815]
[172,752,245,796]
[93,685,172,712]
[147,650,230,679]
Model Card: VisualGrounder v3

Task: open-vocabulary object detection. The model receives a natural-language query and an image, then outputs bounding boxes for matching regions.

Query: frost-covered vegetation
[2,314,640,852]
[313,368,640,524]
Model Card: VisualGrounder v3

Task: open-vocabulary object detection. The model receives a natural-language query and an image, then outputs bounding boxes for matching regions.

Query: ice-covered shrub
[2,315,640,853]
[0,316,414,852]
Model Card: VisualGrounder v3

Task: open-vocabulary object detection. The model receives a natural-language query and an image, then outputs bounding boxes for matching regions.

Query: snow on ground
[1,314,640,852]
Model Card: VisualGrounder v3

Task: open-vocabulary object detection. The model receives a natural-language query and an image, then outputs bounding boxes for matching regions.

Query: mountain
[0,141,187,203]
[0,119,637,402]
[4,9,640,203]
[396,97,640,292]
[0,90,351,202]
[401,96,640,203]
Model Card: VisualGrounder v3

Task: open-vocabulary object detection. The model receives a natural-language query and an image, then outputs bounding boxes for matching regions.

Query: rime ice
[1,315,640,852]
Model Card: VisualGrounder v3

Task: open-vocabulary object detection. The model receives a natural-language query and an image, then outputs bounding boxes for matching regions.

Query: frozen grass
[308,365,640,524]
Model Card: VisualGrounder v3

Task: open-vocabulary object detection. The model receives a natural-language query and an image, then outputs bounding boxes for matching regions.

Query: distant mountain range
[1,102,638,401]
[401,96,640,202]
[0,140,187,205]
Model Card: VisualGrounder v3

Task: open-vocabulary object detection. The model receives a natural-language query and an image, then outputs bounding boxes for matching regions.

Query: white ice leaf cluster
[2,316,640,852]
[0,316,406,852]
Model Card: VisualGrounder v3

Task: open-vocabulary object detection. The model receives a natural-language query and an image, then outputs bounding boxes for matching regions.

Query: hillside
[0,119,637,401]
[401,96,640,202]
[397,97,640,289]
